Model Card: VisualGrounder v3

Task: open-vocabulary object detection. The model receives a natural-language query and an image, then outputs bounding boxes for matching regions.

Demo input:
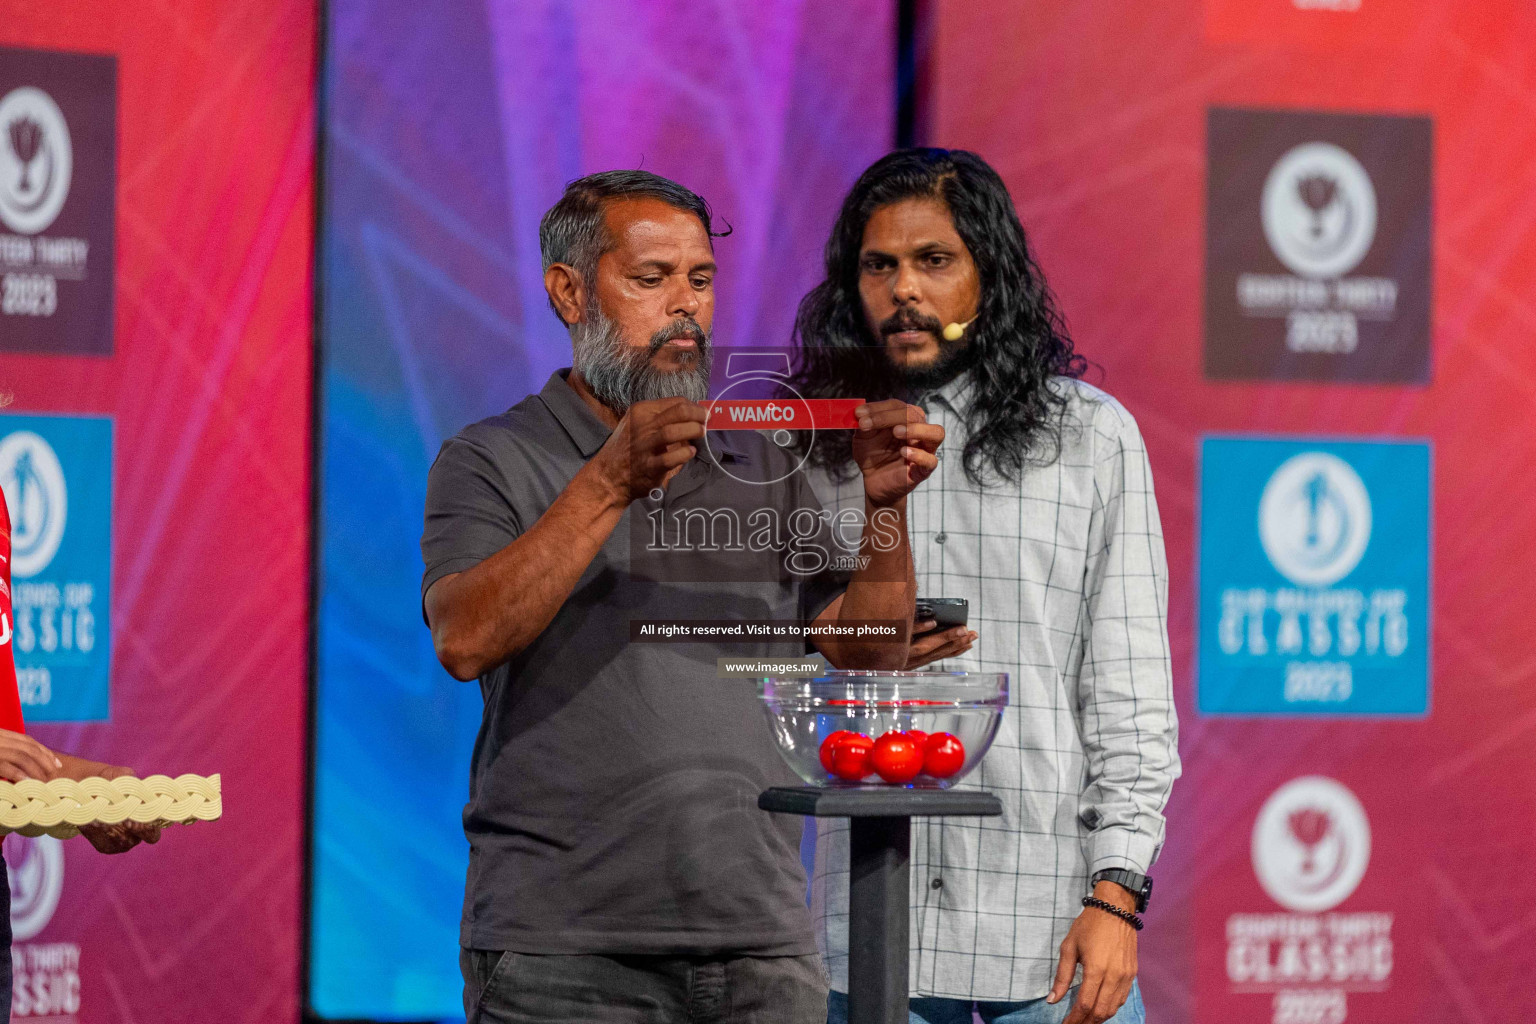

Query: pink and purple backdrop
[1,0,1531,1019]
[310,1,896,1018]
[0,2,314,1022]
[927,0,1536,1020]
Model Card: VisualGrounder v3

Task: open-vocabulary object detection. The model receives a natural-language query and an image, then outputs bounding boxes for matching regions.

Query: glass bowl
[758,671,1008,788]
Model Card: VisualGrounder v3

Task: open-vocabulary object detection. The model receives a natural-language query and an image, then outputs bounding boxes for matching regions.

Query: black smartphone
[914,597,968,633]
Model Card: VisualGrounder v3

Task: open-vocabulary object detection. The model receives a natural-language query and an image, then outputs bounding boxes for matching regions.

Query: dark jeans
[461,948,828,1024]
[827,983,1146,1024]
[1,859,10,1016]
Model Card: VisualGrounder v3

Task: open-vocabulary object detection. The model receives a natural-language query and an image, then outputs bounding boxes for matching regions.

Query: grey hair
[538,169,725,325]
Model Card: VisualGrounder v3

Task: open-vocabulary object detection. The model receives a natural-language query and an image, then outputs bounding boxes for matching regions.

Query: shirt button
[934,533,947,544]
[930,878,943,890]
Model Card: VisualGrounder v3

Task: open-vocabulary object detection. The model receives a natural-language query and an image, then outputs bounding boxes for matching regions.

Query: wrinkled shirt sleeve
[1076,402,1182,875]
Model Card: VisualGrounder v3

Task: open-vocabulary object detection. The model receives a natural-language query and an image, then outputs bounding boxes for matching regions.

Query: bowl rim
[806,670,997,679]
[760,670,1007,681]
[757,670,1008,703]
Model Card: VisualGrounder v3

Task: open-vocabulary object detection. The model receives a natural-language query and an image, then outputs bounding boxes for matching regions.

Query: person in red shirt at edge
[0,490,160,1008]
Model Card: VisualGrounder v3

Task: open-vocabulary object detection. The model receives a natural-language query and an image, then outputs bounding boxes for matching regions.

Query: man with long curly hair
[791,150,1181,1024]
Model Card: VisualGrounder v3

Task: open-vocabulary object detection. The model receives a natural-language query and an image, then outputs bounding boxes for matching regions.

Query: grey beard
[572,309,712,415]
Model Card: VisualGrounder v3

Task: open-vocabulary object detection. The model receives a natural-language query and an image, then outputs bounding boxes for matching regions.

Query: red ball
[819,730,859,773]
[922,733,965,778]
[871,731,924,784]
[830,733,874,781]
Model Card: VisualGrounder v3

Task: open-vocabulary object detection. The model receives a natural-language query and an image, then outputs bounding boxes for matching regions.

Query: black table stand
[759,786,1003,1024]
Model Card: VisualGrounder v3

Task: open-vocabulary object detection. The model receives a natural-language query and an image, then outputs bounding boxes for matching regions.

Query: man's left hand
[62,762,164,854]
[80,821,162,854]
[852,400,944,507]
[1048,881,1139,1024]
[905,622,977,669]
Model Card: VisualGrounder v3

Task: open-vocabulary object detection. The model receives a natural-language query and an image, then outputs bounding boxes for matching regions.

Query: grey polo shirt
[422,369,848,956]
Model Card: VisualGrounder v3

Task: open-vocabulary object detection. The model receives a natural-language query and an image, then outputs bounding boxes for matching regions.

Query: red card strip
[703,399,865,430]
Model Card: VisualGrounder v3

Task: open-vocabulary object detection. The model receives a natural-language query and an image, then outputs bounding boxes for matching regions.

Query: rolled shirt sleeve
[1076,400,1182,876]
[420,435,525,623]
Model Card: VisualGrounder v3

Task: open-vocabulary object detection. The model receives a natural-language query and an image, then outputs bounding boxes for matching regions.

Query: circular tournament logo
[1252,776,1371,913]
[1261,141,1376,280]
[4,833,65,942]
[0,430,69,580]
[0,86,74,236]
[1258,452,1371,588]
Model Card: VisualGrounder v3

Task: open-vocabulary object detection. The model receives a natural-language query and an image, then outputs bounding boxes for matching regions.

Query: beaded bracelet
[1082,895,1144,931]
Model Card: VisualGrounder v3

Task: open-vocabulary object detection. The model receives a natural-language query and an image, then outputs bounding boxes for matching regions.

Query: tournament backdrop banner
[0,3,315,1023]
[309,1,896,1018]
[927,0,1536,1020]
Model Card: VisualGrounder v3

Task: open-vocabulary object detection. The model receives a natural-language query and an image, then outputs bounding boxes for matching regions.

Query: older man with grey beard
[420,169,946,1023]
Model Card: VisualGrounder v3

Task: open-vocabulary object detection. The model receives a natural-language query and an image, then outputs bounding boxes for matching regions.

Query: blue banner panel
[0,413,111,722]
[1198,436,1430,716]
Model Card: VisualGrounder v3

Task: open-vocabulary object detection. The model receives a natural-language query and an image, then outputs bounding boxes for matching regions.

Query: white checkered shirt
[810,375,1181,1001]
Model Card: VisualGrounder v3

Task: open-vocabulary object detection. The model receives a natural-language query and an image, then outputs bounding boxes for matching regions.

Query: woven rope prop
[0,774,221,838]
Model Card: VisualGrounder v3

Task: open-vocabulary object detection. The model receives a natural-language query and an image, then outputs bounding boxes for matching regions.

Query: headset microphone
[942,316,977,342]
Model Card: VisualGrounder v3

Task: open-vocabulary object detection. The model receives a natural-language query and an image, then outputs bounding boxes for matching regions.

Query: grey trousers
[461,948,829,1024]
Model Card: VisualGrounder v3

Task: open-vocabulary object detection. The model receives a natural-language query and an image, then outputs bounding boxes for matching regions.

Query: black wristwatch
[1091,869,1153,914]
